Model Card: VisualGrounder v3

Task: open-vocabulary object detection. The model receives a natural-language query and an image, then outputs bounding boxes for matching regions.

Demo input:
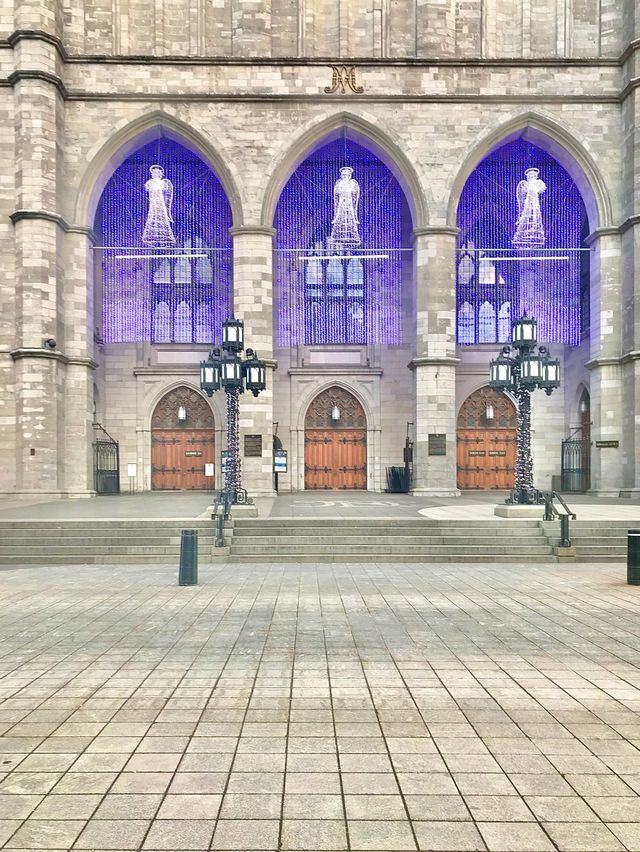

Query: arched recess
[261,112,428,230]
[151,385,215,491]
[304,386,367,490]
[272,123,416,349]
[456,386,517,490]
[94,130,234,345]
[453,120,596,347]
[75,112,243,229]
[447,112,610,230]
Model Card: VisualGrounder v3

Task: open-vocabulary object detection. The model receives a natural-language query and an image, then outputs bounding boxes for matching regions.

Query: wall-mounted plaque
[469,450,486,457]
[595,440,619,448]
[185,451,203,457]
[428,433,447,456]
[244,434,263,457]
[488,450,507,457]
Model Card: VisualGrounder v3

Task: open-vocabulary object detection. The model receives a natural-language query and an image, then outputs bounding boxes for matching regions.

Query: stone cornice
[413,226,460,239]
[288,366,383,376]
[10,210,96,240]
[409,356,460,369]
[619,214,640,235]
[585,355,623,370]
[10,348,97,369]
[6,69,67,97]
[229,226,276,238]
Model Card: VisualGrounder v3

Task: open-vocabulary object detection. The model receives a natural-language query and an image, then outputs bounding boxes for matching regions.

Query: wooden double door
[304,387,367,490]
[151,387,215,491]
[457,387,517,490]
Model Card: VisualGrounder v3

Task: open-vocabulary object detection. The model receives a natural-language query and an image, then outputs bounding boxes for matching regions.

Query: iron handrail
[542,490,576,547]
[212,489,233,548]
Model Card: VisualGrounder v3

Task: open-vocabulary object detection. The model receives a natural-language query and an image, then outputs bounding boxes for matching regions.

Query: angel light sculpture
[142,165,176,246]
[512,167,546,249]
[330,166,361,247]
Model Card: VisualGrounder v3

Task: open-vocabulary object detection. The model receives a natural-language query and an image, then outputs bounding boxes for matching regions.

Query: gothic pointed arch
[304,385,367,490]
[95,128,234,344]
[75,112,243,228]
[447,112,610,230]
[261,111,428,230]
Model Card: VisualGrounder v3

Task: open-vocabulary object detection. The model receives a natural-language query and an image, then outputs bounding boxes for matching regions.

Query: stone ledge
[494,504,544,518]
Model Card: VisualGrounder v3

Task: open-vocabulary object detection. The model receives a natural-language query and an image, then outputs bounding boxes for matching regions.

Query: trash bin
[627,530,640,585]
[179,529,198,586]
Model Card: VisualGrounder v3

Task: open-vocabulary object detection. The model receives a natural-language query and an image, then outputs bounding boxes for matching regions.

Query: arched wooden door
[151,386,215,490]
[304,387,367,490]
[457,387,517,490]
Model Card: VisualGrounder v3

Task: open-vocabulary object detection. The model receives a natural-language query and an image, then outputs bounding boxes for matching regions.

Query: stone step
[229,544,554,556]
[226,535,546,547]
[0,545,216,557]
[234,519,541,529]
[0,535,217,547]
[229,528,545,539]
[223,554,558,564]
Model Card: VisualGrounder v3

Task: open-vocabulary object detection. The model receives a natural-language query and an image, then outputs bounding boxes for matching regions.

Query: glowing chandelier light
[98,138,233,344]
[274,138,408,348]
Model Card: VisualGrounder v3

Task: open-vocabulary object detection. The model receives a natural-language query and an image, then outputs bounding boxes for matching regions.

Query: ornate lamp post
[489,315,560,505]
[200,317,266,504]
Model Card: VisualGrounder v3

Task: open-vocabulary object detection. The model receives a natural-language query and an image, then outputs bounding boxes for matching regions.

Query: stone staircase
[226,518,555,563]
[0,519,224,565]
[0,516,633,565]
[543,519,631,563]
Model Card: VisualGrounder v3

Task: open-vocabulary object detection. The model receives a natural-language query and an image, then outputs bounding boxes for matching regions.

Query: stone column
[231,226,277,497]
[61,228,97,495]
[410,226,460,497]
[585,228,624,495]
[10,83,64,493]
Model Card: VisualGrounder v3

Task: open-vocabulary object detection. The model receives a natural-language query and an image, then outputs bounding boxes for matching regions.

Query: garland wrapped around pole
[225,387,241,499]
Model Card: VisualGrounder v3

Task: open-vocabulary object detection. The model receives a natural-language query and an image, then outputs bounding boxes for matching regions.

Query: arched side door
[151,386,215,490]
[457,387,517,490]
[304,387,367,490]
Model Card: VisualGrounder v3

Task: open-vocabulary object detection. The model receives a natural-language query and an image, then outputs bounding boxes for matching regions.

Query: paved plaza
[0,561,639,850]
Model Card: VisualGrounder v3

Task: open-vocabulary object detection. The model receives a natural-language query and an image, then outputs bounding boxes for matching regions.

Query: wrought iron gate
[561,437,590,492]
[94,439,120,494]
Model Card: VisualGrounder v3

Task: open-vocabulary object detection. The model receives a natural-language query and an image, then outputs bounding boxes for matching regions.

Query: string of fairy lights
[456,139,588,346]
[98,138,233,344]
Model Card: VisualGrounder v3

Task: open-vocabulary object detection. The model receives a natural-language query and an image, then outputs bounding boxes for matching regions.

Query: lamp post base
[494,504,545,518]
[507,486,545,506]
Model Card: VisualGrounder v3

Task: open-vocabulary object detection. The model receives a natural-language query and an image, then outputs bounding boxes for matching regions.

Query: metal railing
[542,490,576,547]
[212,489,233,548]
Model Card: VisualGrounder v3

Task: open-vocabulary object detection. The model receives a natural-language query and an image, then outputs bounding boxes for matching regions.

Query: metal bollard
[178,529,198,586]
[628,530,640,585]
[560,514,571,548]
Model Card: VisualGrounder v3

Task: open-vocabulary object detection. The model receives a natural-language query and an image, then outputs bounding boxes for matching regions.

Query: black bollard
[627,530,640,585]
[179,529,198,586]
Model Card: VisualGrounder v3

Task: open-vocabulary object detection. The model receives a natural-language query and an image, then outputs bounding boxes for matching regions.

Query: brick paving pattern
[0,562,639,851]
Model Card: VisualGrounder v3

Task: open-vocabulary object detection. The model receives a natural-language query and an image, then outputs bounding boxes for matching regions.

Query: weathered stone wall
[1,0,638,495]
[43,0,621,59]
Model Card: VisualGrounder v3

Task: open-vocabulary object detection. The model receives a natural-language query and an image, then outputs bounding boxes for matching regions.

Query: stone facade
[0,0,638,497]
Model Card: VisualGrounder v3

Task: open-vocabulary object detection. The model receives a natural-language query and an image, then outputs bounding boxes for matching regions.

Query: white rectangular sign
[127,463,137,477]
[205,463,215,477]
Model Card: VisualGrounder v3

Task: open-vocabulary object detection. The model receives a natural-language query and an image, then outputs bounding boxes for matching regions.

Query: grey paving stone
[543,821,625,851]
[210,818,280,850]
[281,818,348,850]
[6,818,87,849]
[74,818,151,850]
[477,821,554,851]
[412,820,483,850]
[348,818,416,850]
[142,818,216,850]
[93,793,163,819]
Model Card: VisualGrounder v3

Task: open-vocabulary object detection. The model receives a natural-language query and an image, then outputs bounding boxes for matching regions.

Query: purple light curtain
[456,139,588,345]
[98,138,232,344]
[274,138,409,347]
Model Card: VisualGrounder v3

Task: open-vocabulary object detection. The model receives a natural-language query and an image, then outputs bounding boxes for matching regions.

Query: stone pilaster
[410,226,460,496]
[586,228,624,495]
[61,229,97,495]
[231,225,276,497]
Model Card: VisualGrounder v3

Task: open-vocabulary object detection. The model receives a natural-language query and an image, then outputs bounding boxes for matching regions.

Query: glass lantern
[244,351,267,397]
[540,356,561,391]
[520,350,543,387]
[220,353,243,389]
[512,315,537,347]
[222,316,244,353]
[199,352,221,397]
[489,351,513,390]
